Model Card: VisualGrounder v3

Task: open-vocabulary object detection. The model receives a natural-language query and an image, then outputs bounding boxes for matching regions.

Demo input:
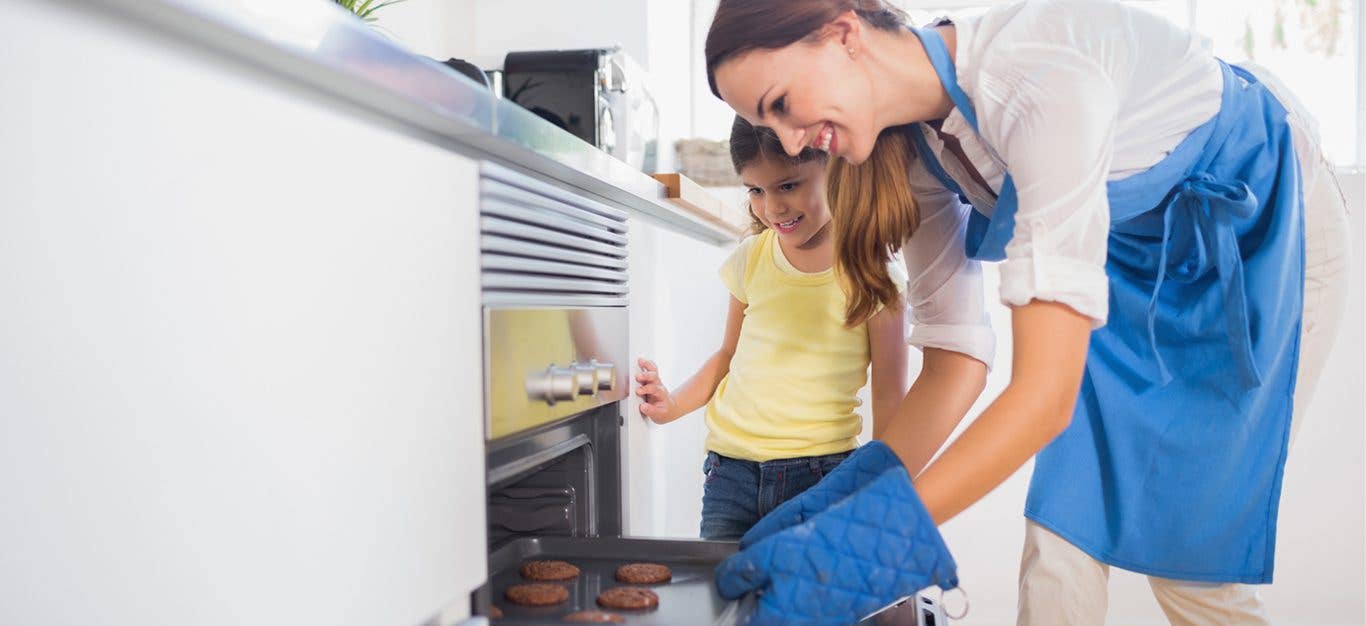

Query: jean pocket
[703,452,720,484]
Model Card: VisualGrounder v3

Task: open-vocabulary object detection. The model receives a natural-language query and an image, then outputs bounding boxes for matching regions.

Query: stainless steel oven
[471,162,751,624]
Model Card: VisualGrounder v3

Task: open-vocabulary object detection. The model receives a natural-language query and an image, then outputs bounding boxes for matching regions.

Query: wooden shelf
[651,173,748,237]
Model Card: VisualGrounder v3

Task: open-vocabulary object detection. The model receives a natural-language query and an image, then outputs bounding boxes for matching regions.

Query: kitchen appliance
[471,161,748,624]
[440,57,494,92]
[502,46,659,172]
[469,161,946,625]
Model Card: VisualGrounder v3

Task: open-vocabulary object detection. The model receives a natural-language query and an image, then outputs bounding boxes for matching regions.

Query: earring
[847,47,855,58]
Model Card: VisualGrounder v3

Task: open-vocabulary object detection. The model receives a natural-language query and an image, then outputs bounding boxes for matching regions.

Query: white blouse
[904,0,1227,367]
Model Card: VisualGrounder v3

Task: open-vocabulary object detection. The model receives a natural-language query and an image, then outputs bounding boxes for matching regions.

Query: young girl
[634,116,910,541]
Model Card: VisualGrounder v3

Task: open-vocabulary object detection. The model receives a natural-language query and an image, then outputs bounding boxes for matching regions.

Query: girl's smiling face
[741,158,830,247]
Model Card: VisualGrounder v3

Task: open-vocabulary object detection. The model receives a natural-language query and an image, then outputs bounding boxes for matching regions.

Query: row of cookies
[495,560,674,622]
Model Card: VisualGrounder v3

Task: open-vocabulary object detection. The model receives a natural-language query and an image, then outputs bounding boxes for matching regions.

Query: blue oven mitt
[740,440,904,549]
[716,464,957,626]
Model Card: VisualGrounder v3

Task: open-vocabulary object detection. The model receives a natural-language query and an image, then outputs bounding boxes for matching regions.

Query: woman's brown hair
[729,116,827,235]
[826,126,919,326]
[706,0,919,326]
[705,0,909,98]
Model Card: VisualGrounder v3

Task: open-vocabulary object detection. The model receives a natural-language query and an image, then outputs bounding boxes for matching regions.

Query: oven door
[483,306,628,441]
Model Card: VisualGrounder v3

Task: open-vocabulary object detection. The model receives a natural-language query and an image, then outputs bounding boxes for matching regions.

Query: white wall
[690,0,747,140]
[366,0,467,61]
[0,2,488,625]
[380,0,694,172]
[377,0,646,69]
[645,0,694,172]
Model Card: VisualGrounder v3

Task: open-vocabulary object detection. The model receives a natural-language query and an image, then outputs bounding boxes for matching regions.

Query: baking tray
[484,536,754,625]
[482,536,941,625]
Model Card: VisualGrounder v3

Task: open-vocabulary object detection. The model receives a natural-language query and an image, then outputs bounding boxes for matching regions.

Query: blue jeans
[699,449,853,541]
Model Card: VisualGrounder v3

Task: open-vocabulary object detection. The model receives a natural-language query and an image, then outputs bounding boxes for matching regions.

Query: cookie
[596,587,659,610]
[614,562,672,584]
[519,560,581,581]
[504,583,569,607]
[562,610,625,623]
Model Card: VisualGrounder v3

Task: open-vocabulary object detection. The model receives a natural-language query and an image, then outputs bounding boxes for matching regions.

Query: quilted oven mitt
[715,464,957,626]
[739,440,904,549]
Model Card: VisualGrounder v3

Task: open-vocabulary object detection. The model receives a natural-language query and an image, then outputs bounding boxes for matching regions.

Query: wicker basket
[674,138,740,187]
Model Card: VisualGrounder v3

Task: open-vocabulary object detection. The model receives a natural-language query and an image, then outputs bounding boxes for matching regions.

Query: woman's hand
[635,358,680,423]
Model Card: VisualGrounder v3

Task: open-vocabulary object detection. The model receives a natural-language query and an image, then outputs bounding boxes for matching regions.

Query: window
[1192,0,1360,165]
[899,0,1363,166]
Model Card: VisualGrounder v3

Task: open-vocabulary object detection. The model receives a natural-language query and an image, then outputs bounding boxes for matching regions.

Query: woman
[704,1,1351,624]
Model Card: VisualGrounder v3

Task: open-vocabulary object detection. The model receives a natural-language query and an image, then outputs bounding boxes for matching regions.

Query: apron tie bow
[1146,172,1262,388]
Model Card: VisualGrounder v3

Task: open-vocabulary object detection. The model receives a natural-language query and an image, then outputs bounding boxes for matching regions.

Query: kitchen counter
[77,0,735,243]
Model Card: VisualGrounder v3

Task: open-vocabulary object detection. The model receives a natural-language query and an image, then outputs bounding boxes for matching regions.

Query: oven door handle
[486,433,592,486]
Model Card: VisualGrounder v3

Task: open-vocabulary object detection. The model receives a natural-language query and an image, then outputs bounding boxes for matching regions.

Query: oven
[465,162,945,625]
[468,162,748,625]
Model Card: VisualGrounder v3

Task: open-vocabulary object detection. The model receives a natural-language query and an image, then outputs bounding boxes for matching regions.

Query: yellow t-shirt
[704,229,907,462]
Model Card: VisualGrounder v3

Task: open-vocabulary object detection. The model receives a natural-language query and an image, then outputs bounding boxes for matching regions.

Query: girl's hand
[635,358,678,423]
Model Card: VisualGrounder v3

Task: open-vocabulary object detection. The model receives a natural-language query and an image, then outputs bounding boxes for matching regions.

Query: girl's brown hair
[826,126,919,326]
[729,116,827,235]
[706,0,919,325]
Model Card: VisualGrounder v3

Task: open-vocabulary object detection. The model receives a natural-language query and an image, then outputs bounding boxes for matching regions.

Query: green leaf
[334,0,409,23]
[368,0,411,13]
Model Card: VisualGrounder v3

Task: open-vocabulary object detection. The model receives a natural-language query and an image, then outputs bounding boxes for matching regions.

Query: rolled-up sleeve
[978,44,1116,328]
[903,155,996,369]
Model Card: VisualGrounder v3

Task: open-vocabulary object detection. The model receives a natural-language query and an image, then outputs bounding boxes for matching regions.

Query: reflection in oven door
[483,307,628,440]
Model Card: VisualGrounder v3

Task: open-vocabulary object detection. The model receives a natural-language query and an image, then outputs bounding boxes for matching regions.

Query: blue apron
[908,27,1304,583]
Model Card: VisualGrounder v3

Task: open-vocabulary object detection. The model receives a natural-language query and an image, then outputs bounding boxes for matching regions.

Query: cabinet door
[0,2,485,625]
[623,219,733,538]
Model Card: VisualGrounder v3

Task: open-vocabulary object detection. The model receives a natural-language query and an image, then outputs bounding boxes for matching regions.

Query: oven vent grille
[480,162,629,306]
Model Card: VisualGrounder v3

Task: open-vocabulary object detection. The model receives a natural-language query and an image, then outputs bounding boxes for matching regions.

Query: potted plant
[332,0,409,24]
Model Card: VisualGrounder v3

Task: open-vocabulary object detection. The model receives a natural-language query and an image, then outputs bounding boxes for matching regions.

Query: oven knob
[571,362,596,396]
[526,365,576,405]
[592,361,615,391]
[570,360,615,395]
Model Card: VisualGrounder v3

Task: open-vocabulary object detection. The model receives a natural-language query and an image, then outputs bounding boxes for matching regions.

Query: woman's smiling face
[713,20,881,165]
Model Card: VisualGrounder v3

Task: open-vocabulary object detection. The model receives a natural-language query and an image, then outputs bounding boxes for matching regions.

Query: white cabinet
[0,2,485,625]
[623,218,734,538]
